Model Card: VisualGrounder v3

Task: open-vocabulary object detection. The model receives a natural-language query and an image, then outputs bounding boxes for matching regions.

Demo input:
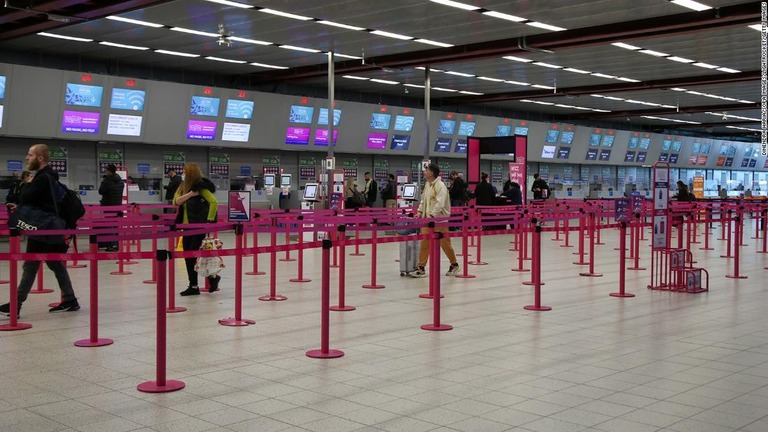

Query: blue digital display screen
[190,96,220,116]
[225,100,254,119]
[289,105,314,123]
[514,126,528,136]
[455,138,467,153]
[589,133,601,146]
[457,121,475,136]
[601,135,615,147]
[438,119,456,135]
[390,134,411,150]
[434,137,452,152]
[557,147,571,159]
[393,115,414,131]
[318,108,342,126]
[671,140,682,152]
[496,125,512,136]
[65,83,103,107]
[661,139,672,151]
[691,142,701,153]
[639,138,651,149]
[545,129,560,143]
[560,131,574,145]
[370,113,392,129]
[0,76,6,99]
[110,88,146,111]
[628,137,639,149]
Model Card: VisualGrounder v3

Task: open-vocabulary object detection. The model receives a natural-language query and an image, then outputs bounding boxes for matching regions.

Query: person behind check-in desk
[531,173,550,200]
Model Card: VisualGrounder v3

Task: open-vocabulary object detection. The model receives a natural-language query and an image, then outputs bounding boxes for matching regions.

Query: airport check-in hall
[0,1,767,431]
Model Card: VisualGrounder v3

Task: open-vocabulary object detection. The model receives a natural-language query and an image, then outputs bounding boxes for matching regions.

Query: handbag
[9,205,67,244]
[194,237,225,277]
[7,174,67,245]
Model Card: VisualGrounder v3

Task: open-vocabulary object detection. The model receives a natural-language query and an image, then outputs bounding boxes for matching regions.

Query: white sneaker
[409,268,427,278]
[446,264,460,276]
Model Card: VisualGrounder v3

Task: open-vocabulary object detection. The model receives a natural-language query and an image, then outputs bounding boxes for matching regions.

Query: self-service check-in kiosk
[301,182,320,241]
[401,183,418,206]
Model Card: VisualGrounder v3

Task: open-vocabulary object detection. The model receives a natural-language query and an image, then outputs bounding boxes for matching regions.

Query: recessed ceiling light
[429,0,480,10]
[170,27,219,37]
[611,42,641,50]
[279,45,321,53]
[603,96,624,101]
[370,79,400,85]
[100,41,149,50]
[205,56,246,64]
[370,30,413,40]
[670,88,687,91]
[533,62,563,69]
[444,71,475,77]
[342,75,369,80]
[669,0,712,12]
[37,32,93,42]
[532,100,554,105]
[526,22,566,31]
[258,8,312,20]
[414,38,454,47]
[564,68,590,74]
[106,16,164,27]
[717,67,740,73]
[155,49,199,57]
[726,125,760,131]
[228,36,272,46]
[531,84,555,90]
[205,0,253,8]
[317,20,365,31]
[503,56,533,63]
[505,80,531,86]
[748,24,762,31]
[432,87,458,92]
[477,76,504,82]
[482,11,526,22]
[639,49,669,57]
[590,73,617,79]
[590,94,605,98]
[692,62,718,69]
[667,56,694,63]
[459,90,484,95]
[333,53,363,60]
[250,62,289,69]
[616,77,641,82]
[404,83,425,88]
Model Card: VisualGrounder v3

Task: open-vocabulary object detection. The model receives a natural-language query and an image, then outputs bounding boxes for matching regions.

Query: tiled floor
[2,220,768,431]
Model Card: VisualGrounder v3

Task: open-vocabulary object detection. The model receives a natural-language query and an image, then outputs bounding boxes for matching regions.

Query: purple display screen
[285,127,310,145]
[61,110,100,134]
[314,129,338,146]
[186,120,217,140]
[366,132,387,149]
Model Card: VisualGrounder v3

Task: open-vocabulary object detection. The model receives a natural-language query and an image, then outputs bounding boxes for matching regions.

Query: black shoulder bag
[7,174,67,245]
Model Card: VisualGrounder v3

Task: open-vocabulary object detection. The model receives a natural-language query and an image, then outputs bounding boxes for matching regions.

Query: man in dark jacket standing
[98,164,124,252]
[164,168,181,213]
[363,171,377,207]
[0,144,79,316]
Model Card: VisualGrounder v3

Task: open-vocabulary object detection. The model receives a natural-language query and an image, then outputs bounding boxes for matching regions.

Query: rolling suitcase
[399,237,420,276]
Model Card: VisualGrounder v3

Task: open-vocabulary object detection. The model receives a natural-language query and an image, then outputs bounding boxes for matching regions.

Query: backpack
[352,191,366,207]
[54,182,86,228]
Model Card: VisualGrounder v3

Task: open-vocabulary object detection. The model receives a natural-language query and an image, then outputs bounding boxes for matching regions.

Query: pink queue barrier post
[522,215,531,261]
[143,235,158,284]
[455,215,476,279]
[691,210,701,244]
[759,209,768,254]
[362,220,385,289]
[573,211,589,264]
[579,212,603,277]
[701,206,714,251]
[739,206,748,246]
[260,219,287,301]
[110,233,132,275]
[349,221,364,256]
[468,212,488,265]
[595,214,605,245]
[510,216,530,272]
[289,216,311,283]
[720,210,734,258]
[552,218,561,241]
[524,224,551,311]
[137,250,185,393]
[421,230,453,331]
[523,219,544,286]
[220,224,255,326]
[306,240,345,359]
[331,225,355,311]
[31,263,54,294]
[0,261,7,285]
[627,218,636,259]
[245,229,265,276]
[419,224,443,300]
[0,230,32,331]
[75,236,114,347]
[331,229,339,269]
[279,218,296,262]
[66,235,87,269]
[166,232,185,313]
[560,214,572,248]
[611,222,635,298]
[726,208,748,279]
[628,214,646,271]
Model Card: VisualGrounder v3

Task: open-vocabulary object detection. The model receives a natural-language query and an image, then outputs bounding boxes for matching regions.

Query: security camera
[217,36,232,47]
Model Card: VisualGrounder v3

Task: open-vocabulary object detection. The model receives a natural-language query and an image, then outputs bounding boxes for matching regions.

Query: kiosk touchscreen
[402,183,417,200]
[264,174,276,188]
[303,183,319,201]
[280,174,292,187]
